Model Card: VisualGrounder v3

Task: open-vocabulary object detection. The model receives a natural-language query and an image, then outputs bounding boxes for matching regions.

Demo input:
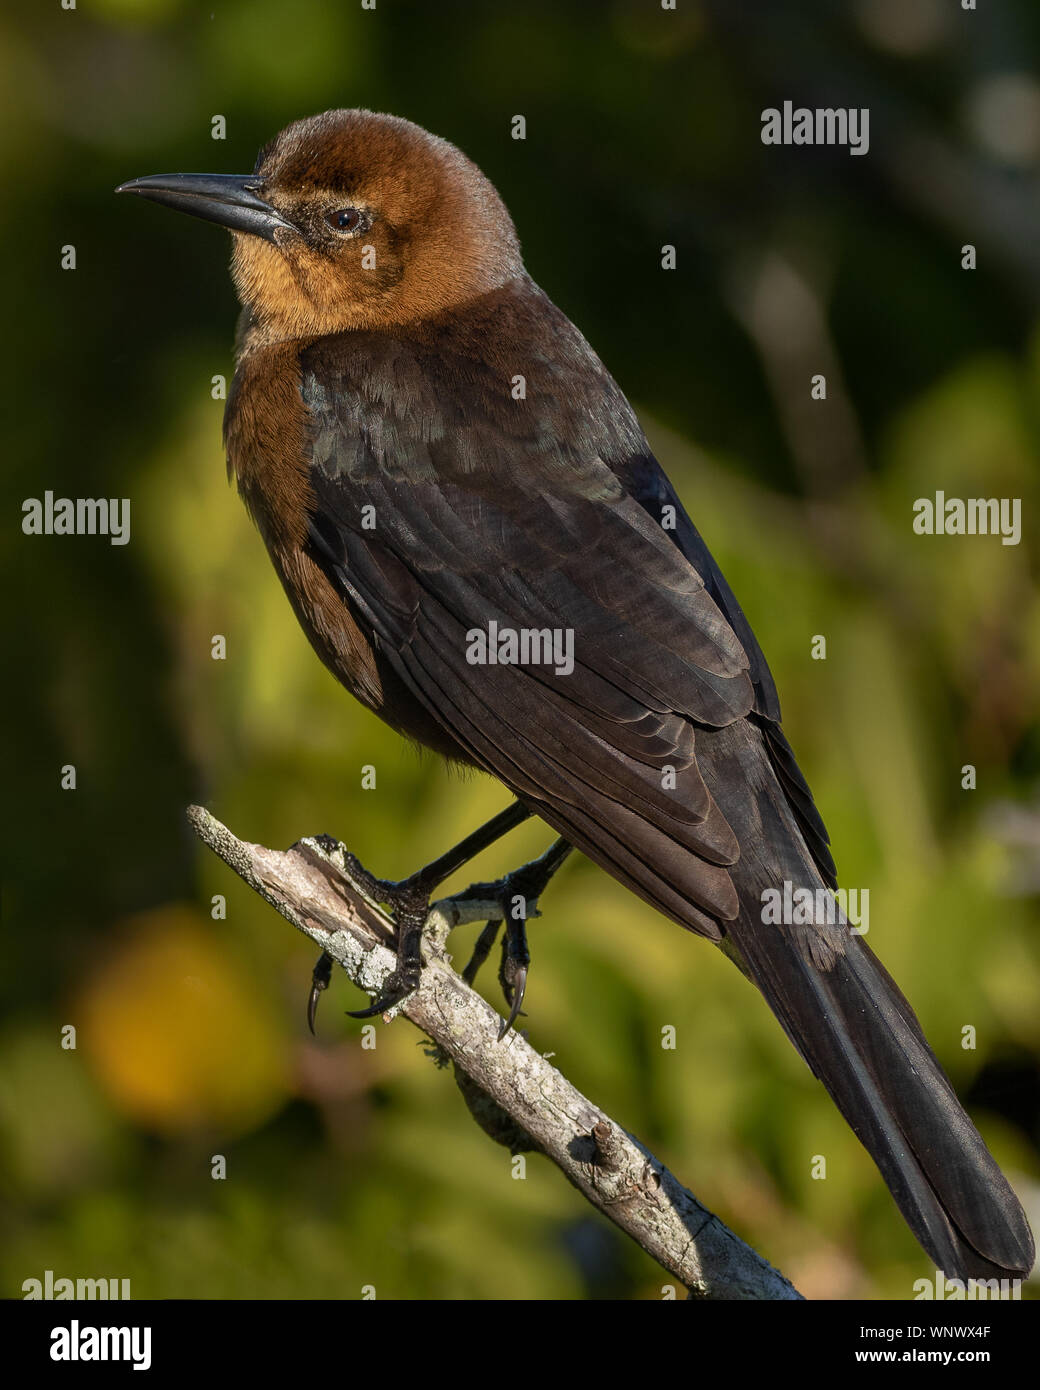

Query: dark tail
[725,902,1034,1280]
[526,711,1034,1278]
[711,723,1035,1282]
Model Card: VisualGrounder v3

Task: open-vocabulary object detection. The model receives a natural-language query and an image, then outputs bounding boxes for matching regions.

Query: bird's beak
[115,173,295,243]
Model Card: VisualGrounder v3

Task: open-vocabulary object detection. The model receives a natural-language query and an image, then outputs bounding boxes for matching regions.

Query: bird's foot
[303,820,569,1037]
[497,913,530,1041]
[303,837,436,1028]
[459,842,568,1039]
[342,872,431,1019]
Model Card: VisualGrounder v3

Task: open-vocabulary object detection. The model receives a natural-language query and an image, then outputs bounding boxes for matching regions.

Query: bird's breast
[222,339,384,711]
[222,336,469,763]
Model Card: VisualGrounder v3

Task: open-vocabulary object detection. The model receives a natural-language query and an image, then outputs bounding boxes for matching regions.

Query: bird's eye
[326,207,363,233]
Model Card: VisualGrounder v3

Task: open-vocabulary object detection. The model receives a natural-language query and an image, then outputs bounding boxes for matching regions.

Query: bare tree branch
[187,804,802,1301]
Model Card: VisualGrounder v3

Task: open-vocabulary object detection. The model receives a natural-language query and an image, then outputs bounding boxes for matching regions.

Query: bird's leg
[459,837,572,1039]
[307,801,533,1030]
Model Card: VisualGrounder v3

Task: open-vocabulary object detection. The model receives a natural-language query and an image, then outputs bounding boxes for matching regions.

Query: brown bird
[118,109,1034,1283]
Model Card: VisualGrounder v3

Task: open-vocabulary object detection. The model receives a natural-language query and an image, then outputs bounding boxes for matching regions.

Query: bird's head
[118,109,524,340]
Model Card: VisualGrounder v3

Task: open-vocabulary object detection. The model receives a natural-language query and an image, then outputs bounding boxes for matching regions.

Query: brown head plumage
[119,109,524,341]
[235,110,524,340]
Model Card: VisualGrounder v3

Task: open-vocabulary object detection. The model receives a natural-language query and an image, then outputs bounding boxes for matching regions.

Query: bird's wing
[299,299,832,935]
[618,452,834,882]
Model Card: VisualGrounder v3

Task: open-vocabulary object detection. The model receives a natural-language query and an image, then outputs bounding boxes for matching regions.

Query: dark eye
[326,207,363,233]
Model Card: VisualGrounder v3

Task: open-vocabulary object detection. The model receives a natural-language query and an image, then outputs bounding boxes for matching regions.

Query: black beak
[115,173,295,243]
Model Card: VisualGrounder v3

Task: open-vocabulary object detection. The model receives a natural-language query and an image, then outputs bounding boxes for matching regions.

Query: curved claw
[345,995,397,1020]
[497,964,528,1041]
[307,981,323,1035]
[307,951,334,1035]
[346,970,417,1020]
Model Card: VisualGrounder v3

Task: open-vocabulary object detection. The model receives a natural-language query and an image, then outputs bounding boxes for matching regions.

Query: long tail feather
[707,719,1034,1280]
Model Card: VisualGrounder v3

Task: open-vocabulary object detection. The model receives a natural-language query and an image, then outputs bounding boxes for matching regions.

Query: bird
[118,108,1034,1285]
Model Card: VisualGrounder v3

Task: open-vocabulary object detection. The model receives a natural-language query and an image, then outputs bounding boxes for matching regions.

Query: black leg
[307,801,532,1030]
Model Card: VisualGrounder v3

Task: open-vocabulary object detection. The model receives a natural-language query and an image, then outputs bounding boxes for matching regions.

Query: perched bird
[119,110,1034,1283]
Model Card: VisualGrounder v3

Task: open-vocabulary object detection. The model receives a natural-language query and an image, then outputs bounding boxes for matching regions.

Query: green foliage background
[2,0,1038,1300]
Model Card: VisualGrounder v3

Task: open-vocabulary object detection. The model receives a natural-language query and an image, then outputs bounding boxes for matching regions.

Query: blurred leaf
[76,906,289,1134]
